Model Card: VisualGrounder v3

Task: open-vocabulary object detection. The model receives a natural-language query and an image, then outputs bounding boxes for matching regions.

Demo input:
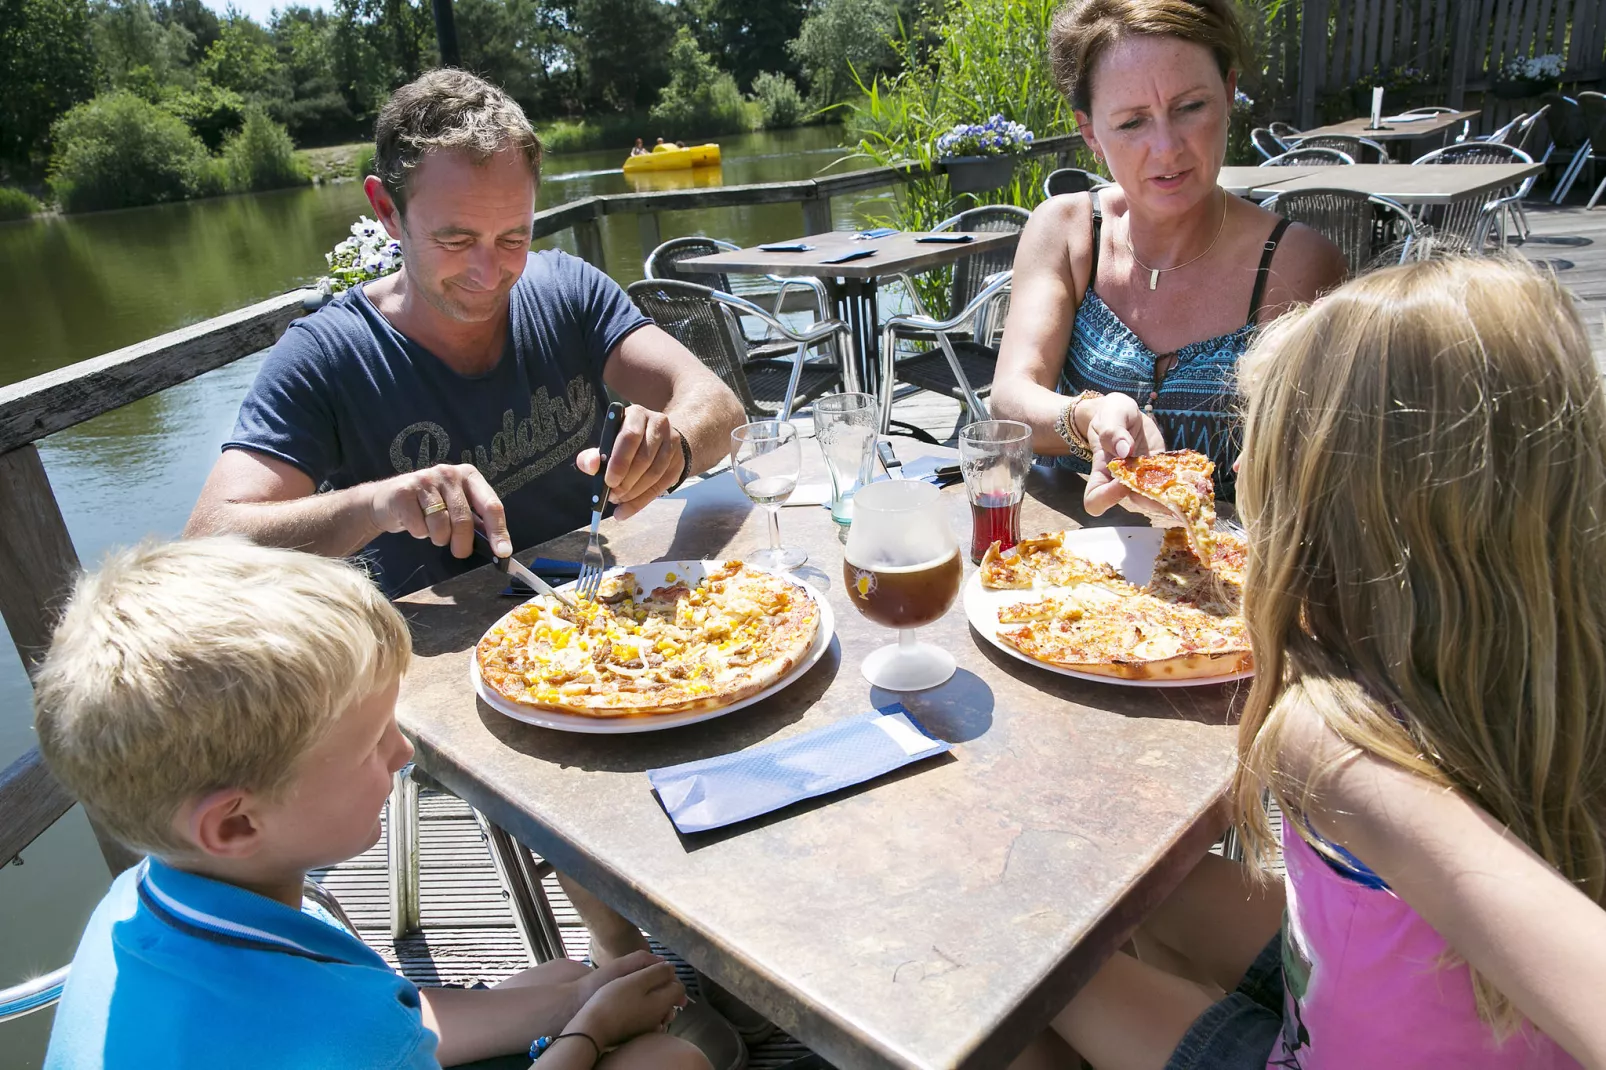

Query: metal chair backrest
[1042,167,1108,198]
[1250,128,1287,160]
[1508,105,1549,154]
[644,236,738,294]
[1292,134,1390,163]
[1411,143,1535,251]
[935,204,1029,322]
[1261,188,1417,275]
[1268,121,1303,141]
[1539,93,1588,152]
[1397,106,1458,115]
[1579,93,1606,151]
[1484,112,1526,146]
[626,278,762,416]
[1261,146,1355,166]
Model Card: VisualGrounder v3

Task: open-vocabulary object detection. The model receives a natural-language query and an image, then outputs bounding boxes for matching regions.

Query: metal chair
[1042,167,1110,198]
[1260,146,1355,167]
[1577,92,1606,209]
[1250,127,1288,161]
[1411,143,1537,252]
[1268,121,1304,142]
[878,270,1015,433]
[1394,105,1470,144]
[1290,134,1392,163]
[628,278,851,421]
[644,236,829,358]
[1539,93,1590,202]
[1260,189,1419,275]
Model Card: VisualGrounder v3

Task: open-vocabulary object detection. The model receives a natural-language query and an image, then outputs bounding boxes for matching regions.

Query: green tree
[749,70,804,128]
[220,106,309,190]
[201,13,291,111]
[0,0,98,179]
[271,6,361,144]
[158,78,246,148]
[48,89,216,210]
[696,0,806,90]
[790,0,901,108]
[648,25,750,136]
[154,0,219,62]
[572,0,676,111]
[455,0,578,117]
[90,0,194,90]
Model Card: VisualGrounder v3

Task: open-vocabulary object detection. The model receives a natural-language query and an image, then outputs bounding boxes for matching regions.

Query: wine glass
[842,479,961,690]
[730,421,808,571]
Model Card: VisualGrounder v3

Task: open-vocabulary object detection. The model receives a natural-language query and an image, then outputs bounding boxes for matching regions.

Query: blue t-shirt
[45,858,440,1070]
[227,250,649,595]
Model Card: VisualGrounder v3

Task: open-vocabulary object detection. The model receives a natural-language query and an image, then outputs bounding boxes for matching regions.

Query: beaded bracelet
[530,1031,601,1064]
[1054,389,1102,462]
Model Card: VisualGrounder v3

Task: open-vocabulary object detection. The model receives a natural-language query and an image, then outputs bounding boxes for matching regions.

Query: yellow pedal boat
[622,143,722,173]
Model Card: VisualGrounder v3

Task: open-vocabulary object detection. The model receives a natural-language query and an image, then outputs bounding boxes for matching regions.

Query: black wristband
[530,1031,601,1063]
[665,428,694,495]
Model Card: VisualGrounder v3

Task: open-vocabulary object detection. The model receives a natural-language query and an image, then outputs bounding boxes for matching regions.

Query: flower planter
[1490,78,1550,99]
[940,155,1016,194]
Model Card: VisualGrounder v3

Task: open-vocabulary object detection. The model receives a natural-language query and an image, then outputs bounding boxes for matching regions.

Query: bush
[648,28,753,138]
[159,79,247,151]
[0,186,41,220]
[750,71,805,129]
[48,91,216,212]
[790,0,901,109]
[221,108,310,192]
[352,144,376,179]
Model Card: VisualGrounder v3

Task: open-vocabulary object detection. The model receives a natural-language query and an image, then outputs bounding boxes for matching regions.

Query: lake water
[0,124,895,1065]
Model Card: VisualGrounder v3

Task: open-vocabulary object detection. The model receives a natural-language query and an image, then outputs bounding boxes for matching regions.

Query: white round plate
[964,527,1253,689]
[471,560,835,733]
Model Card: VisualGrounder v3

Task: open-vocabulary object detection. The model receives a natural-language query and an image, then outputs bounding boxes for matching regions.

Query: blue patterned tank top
[1059,190,1289,501]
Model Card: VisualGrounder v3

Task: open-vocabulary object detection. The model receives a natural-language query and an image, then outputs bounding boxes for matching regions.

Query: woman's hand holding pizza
[1079,393,1171,520]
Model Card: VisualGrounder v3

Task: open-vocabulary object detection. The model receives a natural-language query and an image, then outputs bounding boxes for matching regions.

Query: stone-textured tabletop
[675,229,1021,280]
[1247,161,1543,205]
[1295,109,1480,142]
[396,442,1239,1070]
[1217,165,1322,197]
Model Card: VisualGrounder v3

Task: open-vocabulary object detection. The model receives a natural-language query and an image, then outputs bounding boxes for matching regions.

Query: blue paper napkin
[647,704,951,834]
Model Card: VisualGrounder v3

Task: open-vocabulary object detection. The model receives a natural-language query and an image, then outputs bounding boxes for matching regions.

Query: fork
[577,401,626,601]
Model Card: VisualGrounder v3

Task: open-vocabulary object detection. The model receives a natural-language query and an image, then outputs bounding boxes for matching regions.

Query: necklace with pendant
[1125,192,1229,290]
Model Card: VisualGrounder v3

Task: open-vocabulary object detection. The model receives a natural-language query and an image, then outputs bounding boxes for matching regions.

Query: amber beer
[843,549,963,629]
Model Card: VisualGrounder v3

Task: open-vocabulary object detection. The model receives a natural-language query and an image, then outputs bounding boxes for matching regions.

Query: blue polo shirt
[45,858,440,1069]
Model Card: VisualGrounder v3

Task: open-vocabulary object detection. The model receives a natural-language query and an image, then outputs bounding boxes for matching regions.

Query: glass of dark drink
[958,420,1032,562]
[842,479,962,690]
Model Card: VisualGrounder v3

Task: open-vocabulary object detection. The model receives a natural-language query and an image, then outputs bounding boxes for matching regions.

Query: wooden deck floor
[317,205,1605,1068]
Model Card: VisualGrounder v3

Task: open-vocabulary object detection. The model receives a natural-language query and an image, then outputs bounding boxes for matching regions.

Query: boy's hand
[568,959,689,1049]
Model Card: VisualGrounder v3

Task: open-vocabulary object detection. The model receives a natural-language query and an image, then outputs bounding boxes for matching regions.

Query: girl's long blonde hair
[1232,256,1606,1030]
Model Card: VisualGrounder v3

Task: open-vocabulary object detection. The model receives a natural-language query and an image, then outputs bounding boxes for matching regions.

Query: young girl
[1015,257,1606,1070]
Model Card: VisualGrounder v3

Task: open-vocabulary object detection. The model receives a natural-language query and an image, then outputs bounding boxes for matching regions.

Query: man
[188,68,744,600]
[187,69,754,1042]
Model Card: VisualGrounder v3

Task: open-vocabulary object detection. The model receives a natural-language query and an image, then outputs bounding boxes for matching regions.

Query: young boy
[35,537,711,1070]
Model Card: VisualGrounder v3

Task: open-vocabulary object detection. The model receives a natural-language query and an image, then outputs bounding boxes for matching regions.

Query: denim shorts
[1163,934,1284,1070]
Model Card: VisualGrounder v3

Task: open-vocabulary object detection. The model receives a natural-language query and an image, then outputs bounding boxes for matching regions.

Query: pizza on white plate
[1106,449,1219,565]
[476,561,819,716]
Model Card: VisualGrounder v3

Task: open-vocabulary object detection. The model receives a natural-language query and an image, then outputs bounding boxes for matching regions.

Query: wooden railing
[0,134,1084,875]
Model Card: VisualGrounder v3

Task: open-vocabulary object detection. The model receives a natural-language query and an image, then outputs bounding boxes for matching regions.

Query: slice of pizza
[980,533,1133,592]
[1106,450,1218,565]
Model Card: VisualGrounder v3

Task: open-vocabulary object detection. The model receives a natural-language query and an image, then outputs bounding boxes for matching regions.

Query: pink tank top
[1268,822,1581,1069]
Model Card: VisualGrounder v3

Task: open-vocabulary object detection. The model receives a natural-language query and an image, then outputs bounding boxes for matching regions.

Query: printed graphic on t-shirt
[1271,910,1313,1067]
[387,376,597,498]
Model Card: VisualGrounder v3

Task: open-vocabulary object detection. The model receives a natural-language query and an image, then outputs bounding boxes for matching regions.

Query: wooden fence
[0,133,1084,878]
[1251,0,1606,130]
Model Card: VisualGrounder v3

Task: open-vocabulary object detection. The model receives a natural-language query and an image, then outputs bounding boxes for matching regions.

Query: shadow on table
[871,667,993,743]
[663,749,961,853]
[471,637,842,773]
[969,631,1246,728]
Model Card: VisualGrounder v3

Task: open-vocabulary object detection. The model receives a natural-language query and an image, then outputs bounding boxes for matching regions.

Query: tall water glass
[843,479,962,690]
[813,392,878,525]
[959,420,1032,562]
[730,421,808,571]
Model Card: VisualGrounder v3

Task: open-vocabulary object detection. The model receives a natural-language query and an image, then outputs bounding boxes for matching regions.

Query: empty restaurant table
[1246,161,1544,205]
[675,229,1021,401]
[1292,109,1481,154]
[393,441,1239,1070]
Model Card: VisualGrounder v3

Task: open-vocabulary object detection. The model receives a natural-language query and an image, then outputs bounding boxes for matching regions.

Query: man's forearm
[666,379,745,476]
[184,485,382,558]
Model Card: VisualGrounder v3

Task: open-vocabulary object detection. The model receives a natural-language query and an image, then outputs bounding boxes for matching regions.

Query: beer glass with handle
[842,479,962,690]
[730,420,807,571]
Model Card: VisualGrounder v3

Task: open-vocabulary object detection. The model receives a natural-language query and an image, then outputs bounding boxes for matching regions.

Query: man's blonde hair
[34,538,412,857]
[1233,256,1606,1032]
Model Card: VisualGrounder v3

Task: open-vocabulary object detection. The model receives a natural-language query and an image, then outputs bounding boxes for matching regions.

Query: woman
[990,0,1345,512]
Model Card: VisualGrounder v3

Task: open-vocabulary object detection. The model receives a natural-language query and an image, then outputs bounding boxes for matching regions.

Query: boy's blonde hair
[34,537,412,857]
[1233,256,1606,1031]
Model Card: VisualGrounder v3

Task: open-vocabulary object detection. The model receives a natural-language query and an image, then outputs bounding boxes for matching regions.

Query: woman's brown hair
[1050,0,1250,112]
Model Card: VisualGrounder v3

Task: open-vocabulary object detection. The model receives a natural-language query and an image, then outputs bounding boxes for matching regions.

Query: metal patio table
[394,443,1239,1070]
[1246,161,1544,205]
[675,230,1021,401]
[1295,109,1481,155]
